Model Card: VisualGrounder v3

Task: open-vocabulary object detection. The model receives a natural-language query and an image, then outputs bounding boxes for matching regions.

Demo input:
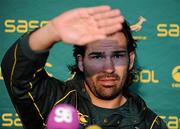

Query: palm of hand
[51,6,123,45]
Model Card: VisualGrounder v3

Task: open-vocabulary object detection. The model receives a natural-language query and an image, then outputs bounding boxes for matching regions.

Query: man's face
[78,32,135,100]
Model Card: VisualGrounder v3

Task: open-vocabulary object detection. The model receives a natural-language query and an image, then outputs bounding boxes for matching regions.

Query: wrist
[46,21,62,43]
[29,23,60,51]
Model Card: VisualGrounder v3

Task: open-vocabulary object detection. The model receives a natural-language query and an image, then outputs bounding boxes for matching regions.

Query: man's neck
[84,83,127,109]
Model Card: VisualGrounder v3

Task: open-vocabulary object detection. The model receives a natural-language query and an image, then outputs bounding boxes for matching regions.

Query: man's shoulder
[129,93,168,128]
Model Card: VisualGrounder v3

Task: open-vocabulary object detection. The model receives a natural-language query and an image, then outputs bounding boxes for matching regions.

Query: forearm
[29,22,61,51]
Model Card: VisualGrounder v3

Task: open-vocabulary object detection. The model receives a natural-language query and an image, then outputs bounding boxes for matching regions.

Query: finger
[97,16,124,27]
[100,24,123,35]
[85,5,111,15]
[93,9,121,20]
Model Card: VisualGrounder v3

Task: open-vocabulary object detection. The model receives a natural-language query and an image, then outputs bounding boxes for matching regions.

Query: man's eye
[113,54,125,58]
[91,55,103,59]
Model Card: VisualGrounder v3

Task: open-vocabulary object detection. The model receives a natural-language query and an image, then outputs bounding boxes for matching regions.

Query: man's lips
[98,78,118,86]
[99,77,118,81]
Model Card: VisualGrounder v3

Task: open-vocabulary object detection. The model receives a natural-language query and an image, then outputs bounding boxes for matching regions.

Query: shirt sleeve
[1,30,64,129]
[19,30,50,60]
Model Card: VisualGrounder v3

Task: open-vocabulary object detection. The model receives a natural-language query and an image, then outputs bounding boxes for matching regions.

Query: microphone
[86,125,102,129]
[47,103,79,129]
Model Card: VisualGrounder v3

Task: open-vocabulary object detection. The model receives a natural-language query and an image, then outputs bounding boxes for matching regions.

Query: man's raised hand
[50,5,124,45]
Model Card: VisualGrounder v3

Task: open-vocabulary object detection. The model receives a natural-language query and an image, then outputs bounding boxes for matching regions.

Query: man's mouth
[98,78,118,86]
[99,77,117,81]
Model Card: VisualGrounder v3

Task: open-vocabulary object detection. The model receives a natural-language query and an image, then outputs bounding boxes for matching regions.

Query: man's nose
[103,57,115,73]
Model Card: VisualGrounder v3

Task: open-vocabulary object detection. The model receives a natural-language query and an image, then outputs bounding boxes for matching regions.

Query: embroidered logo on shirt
[78,111,88,125]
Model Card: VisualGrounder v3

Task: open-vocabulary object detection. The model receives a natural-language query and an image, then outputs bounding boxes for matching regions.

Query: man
[1,6,167,129]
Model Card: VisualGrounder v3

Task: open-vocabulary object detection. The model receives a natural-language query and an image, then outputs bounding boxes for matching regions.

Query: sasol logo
[0,113,22,127]
[4,19,48,33]
[160,115,180,129]
[134,69,159,84]
[172,66,180,88]
[157,24,180,37]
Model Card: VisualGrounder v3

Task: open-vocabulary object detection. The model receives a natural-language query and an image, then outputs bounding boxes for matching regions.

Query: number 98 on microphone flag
[47,104,79,129]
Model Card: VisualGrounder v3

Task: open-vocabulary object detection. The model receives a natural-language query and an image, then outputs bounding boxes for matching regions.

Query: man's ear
[77,54,83,72]
[129,52,135,70]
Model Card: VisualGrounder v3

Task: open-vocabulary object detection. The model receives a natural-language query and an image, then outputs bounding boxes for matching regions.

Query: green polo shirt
[91,101,129,128]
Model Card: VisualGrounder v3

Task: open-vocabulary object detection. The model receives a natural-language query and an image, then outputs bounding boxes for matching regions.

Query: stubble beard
[85,74,125,100]
[94,83,123,100]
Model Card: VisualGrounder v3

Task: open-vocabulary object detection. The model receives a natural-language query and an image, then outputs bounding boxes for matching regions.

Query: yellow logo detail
[86,125,102,129]
[130,16,146,31]
[78,111,88,125]
[0,67,4,80]
[130,16,147,40]
[45,62,53,77]
[172,66,180,82]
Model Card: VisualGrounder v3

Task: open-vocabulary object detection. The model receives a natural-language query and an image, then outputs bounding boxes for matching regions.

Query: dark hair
[68,20,137,88]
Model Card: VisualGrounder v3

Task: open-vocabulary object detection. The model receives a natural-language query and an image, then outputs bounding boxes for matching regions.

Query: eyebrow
[113,50,127,54]
[88,50,127,56]
[88,52,103,56]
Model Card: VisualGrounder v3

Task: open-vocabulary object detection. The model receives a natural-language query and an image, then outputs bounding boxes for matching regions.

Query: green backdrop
[0,0,180,128]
